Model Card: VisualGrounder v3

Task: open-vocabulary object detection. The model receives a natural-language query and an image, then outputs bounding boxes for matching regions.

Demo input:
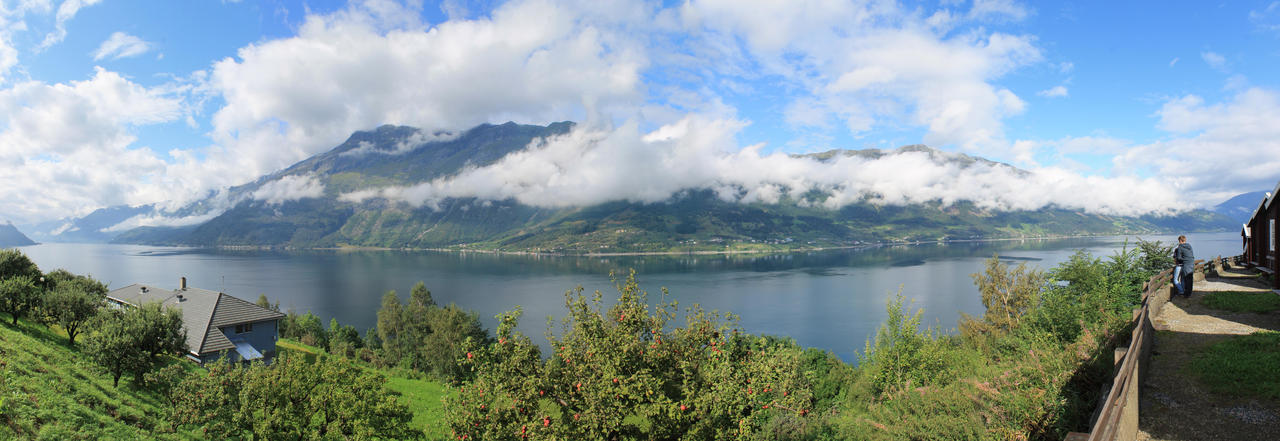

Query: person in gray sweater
[1173,235,1195,298]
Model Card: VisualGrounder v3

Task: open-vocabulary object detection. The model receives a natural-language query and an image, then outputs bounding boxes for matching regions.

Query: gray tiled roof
[106,283,284,357]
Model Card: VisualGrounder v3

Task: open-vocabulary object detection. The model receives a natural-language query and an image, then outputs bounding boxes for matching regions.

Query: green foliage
[444,271,816,441]
[83,303,186,388]
[1189,332,1280,399]
[862,292,953,397]
[255,293,280,311]
[0,317,198,440]
[0,248,41,280]
[0,274,40,325]
[375,283,489,383]
[282,311,329,348]
[961,256,1045,338]
[327,317,364,357]
[1199,291,1280,313]
[1135,238,1175,277]
[1028,246,1148,344]
[40,272,107,344]
[169,354,418,440]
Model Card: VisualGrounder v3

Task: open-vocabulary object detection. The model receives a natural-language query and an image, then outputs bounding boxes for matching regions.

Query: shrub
[862,292,952,397]
[961,256,1045,339]
[170,354,417,440]
[444,271,815,441]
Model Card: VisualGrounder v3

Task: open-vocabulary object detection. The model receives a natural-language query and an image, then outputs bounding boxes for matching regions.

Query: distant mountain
[1212,191,1268,226]
[0,222,36,247]
[112,121,1237,252]
[22,204,155,243]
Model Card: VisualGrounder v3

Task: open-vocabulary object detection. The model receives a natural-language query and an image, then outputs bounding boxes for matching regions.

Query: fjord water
[18,232,1240,362]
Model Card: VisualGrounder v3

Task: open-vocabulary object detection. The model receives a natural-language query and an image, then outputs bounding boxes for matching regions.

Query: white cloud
[1201,51,1227,71]
[1169,57,1179,67]
[1114,87,1280,206]
[682,0,1042,154]
[968,0,1030,21]
[250,174,326,205]
[0,67,183,223]
[339,129,460,157]
[343,117,1184,217]
[37,0,102,50]
[1037,85,1068,98]
[199,0,646,198]
[1251,2,1280,33]
[101,211,220,233]
[0,0,54,83]
[93,31,151,60]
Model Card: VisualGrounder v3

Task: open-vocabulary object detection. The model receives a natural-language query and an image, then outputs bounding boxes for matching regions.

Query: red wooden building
[1243,181,1280,288]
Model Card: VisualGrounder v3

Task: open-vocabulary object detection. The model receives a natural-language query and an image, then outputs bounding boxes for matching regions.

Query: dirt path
[1138,264,1280,440]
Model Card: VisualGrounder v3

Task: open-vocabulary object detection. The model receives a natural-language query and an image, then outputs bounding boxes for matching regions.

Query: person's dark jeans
[1181,271,1194,297]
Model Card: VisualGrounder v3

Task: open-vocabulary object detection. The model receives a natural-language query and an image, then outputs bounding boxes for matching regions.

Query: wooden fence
[1069,259,1206,441]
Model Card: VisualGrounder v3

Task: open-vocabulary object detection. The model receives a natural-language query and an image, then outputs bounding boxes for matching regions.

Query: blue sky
[3,0,1280,226]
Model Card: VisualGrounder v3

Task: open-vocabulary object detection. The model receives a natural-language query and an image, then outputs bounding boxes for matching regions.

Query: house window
[235,322,254,334]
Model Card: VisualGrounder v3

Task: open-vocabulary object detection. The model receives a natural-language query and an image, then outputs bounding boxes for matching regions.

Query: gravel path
[1138,263,1280,441]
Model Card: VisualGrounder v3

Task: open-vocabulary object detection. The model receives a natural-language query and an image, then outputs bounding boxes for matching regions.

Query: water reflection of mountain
[200,236,1121,277]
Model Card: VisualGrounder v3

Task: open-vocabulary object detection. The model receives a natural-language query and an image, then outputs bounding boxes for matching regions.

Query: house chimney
[180,276,187,290]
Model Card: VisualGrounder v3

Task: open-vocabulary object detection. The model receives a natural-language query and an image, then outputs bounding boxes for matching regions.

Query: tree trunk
[113,372,121,388]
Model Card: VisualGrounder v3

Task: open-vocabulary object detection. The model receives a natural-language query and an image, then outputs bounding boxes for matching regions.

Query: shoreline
[205,231,1193,257]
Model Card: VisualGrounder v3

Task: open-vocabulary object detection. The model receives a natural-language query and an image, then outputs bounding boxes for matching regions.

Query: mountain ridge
[0,222,36,247]
[94,121,1236,252]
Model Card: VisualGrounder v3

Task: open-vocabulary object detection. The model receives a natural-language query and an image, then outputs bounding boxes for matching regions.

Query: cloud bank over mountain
[342,117,1180,216]
[0,0,1277,224]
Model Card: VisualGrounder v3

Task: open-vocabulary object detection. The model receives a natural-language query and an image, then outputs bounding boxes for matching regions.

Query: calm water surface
[18,232,1240,362]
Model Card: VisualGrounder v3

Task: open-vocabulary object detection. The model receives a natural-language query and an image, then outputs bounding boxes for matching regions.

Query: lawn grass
[275,338,450,440]
[1200,291,1280,313]
[0,318,200,440]
[1189,331,1280,399]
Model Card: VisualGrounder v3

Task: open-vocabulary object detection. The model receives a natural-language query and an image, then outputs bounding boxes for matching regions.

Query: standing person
[1173,235,1195,298]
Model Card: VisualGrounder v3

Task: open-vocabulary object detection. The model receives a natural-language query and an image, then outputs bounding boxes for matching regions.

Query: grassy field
[1189,331,1280,399]
[0,318,200,440]
[0,321,449,440]
[275,338,450,440]
[1200,291,1280,313]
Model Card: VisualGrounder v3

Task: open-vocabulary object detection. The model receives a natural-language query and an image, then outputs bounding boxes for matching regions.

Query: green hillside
[111,122,1237,251]
[0,318,198,440]
[0,223,36,247]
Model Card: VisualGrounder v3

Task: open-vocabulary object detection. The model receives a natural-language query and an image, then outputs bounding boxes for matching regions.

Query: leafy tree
[41,274,107,344]
[961,256,1045,338]
[255,293,280,312]
[288,311,328,348]
[132,302,187,362]
[376,290,407,365]
[410,281,436,308]
[0,249,40,281]
[170,355,417,440]
[444,271,814,440]
[862,292,950,396]
[420,303,487,384]
[1136,238,1175,278]
[83,302,186,387]
[83,309,151,387]
[0,275,39,325]
[327,317,363,358]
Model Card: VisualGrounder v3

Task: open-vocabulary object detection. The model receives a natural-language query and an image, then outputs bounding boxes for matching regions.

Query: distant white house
[106,277,285,364]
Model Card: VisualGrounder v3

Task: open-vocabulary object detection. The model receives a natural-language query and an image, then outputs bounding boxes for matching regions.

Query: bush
[961,256,1045,340]
[170,354,417,440]
[862,292,953,397]
[444,271,815,441]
